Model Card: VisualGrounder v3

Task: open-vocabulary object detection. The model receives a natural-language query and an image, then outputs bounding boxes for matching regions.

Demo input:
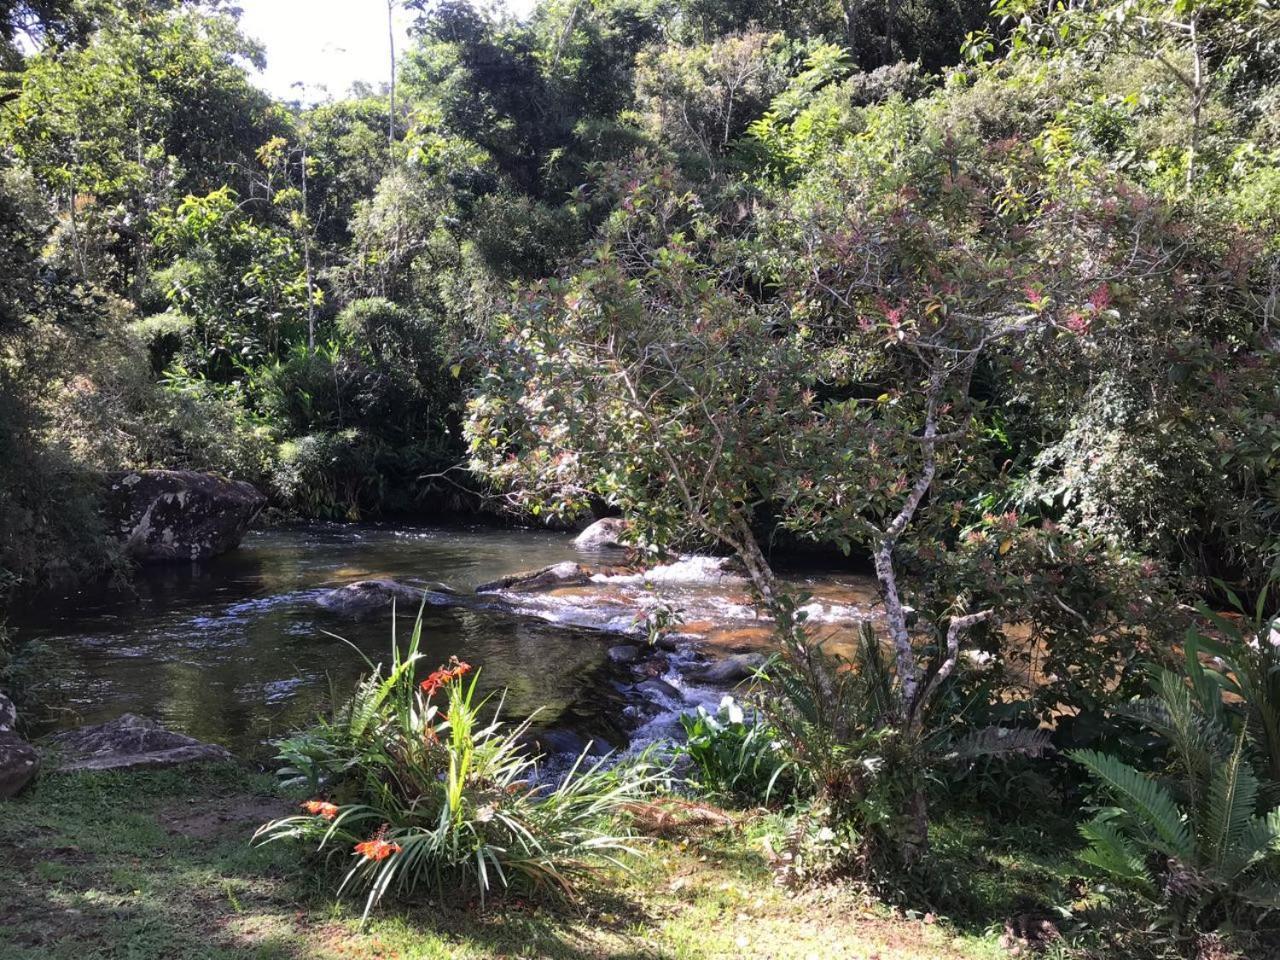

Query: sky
[236,0,537,103]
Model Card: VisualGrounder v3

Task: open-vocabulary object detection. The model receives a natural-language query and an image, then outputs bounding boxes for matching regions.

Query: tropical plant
[257,613,664,919]
[1188,574,1280,787]
[758,607,1052,883]
[1071,667,1280,937]
[678,695,794,805]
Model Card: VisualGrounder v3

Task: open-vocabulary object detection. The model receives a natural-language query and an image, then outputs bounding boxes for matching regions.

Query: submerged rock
[0,694,38,798]
[689,653,766,686]
[317,578,429,617]
[44,714,230,772]
[607,644,641,664]
[520,727,609,759]
[106,469,266,564]
[574,518,629,550]
[476,561,594,594]
[635,678,682,701]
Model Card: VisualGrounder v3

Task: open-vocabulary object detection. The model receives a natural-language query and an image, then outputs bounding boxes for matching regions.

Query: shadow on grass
[0,762,673,960]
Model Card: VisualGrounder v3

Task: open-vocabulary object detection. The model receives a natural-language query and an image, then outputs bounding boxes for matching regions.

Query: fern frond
[1078,815,1156,895]
[946,726,1053,762]
[1218,807,1280,881]
[1071,749,1193,860]
[1204,729,1259,871]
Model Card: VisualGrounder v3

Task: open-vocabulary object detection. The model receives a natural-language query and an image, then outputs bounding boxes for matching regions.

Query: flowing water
[9,524,876,758]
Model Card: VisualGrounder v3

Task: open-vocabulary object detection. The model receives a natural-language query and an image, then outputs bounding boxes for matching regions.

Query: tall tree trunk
[387,0,397,157]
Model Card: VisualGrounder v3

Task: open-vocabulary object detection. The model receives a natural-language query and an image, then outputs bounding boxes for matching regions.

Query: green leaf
[1070,749,1193,859]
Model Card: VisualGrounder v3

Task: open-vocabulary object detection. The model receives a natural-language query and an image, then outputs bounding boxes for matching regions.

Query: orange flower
[301,800,339,820]
[419,657,473,695]
[354,838,401,861]
[420,669,451,696]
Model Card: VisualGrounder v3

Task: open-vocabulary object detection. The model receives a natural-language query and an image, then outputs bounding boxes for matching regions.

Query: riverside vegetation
[3,0,1280,957]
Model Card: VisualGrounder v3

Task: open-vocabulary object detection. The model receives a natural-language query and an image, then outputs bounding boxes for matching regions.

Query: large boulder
[106,470,266,563]
[0,693,38,798]
[316,578,430,617]
[574,518,629,550]
[44,714,230,772]
[476,561,594,594]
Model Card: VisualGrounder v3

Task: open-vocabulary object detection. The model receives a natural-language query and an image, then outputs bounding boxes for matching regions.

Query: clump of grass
[255,612,666,919]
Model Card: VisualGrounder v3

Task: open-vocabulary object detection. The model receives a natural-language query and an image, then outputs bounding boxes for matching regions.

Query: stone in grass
[44,714,230,773]
[0,693,39,798]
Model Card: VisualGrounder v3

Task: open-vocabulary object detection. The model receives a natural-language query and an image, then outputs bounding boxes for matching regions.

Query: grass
[0,762,1029,960]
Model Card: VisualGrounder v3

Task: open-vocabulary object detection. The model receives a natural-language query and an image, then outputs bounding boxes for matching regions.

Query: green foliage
[677,695,794,805]
[258,615,664,918]
[756,610,1050,887]
[154,186,312,372]
[1189,573,1280,785]
[1071,666,1280,938]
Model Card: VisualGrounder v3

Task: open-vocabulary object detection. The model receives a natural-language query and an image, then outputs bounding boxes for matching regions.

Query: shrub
[256,615,664,919]
[1071,667,1280,941]
[678,695,794,805]
[1189,575,1280,785]
[758,613,1051,887]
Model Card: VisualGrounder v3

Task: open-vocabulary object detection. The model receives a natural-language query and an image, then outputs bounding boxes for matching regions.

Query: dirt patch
[158,794,290,840]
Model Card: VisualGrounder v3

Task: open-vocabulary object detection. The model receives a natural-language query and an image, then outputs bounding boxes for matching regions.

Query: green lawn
[0,763,1027,960]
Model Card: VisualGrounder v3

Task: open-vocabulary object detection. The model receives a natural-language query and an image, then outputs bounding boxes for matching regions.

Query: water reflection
[13,524,630,756]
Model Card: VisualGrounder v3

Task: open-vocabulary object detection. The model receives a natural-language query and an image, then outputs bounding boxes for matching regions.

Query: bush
[256,616,664,918]
[757,613,1051,888]
[678,695,794,805]
[1071,667,1280,943]
[1190,574,1280,785]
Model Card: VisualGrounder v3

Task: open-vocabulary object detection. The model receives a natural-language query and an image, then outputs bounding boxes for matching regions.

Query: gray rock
[636,678,682,701]
[0,693,16,733]
[476,561,594,594]
[0,731,39,798]
[44,714,230,773]
[520,728,608,758]
[689,653,766,686]
[105,470,266,564]
[317,579,428,617]
[574,518,629,550]
[608,644,641,664]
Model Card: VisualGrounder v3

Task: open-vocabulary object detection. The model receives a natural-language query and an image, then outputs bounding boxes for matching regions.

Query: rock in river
[688,653,766,686]
[608,644,641,664]
[476,561,594,594]
[574,518,629,550]
[106,469,266,563]
[317,578,430,617]
[44,714,230,773]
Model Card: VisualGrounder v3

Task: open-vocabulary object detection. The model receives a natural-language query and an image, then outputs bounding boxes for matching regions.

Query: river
[10,524,876,758]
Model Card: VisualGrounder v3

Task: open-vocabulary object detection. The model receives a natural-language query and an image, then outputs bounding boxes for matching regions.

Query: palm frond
[1070,749,1193,860]
[945,725,1053,761]
[1078,814,1156,896]
[1203,729,1259,871]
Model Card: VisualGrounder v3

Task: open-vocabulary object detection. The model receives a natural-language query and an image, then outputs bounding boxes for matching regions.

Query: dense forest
[3,0,1280,956]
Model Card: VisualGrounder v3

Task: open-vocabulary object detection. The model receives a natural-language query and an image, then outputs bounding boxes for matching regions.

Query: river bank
[0,761,1042,960]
